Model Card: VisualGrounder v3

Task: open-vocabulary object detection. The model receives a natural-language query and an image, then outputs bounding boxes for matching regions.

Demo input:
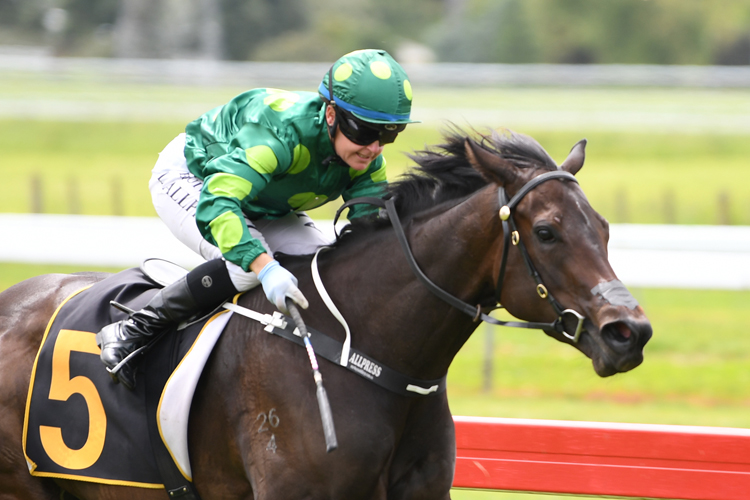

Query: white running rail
[1,214,748,290]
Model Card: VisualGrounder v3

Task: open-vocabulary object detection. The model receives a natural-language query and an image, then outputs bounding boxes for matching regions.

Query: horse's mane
[338,127,558,239]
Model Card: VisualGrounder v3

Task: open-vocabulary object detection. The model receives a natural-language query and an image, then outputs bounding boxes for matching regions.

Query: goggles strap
[326,65,340,140]
[327,66,335,102]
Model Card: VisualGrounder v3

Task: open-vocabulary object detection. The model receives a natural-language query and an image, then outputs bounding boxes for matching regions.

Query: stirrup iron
[105,329,169,377]
[110,300,137,316]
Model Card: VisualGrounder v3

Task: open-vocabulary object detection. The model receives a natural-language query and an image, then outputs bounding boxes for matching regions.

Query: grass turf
[2,82,750,224]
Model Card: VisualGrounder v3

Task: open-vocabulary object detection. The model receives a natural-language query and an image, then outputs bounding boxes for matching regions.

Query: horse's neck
[319,187,499,379]
[410,188,500,301]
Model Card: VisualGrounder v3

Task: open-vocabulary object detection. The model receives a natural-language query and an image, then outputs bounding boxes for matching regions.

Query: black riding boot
[96,258,238,390]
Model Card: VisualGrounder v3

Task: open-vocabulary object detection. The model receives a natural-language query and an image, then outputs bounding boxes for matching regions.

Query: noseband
[335,170,587,342]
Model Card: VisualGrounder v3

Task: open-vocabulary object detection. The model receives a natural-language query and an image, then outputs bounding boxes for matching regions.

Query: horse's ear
[559,139,587,175]
[464,138,517,187]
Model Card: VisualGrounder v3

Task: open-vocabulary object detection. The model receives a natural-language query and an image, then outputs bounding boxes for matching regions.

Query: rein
[334,170,586,342]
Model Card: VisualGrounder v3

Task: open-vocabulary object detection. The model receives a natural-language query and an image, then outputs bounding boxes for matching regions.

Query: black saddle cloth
[24,267,210,488]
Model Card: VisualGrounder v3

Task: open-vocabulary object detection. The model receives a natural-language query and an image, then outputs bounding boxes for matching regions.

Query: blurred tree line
[1,0,749,65]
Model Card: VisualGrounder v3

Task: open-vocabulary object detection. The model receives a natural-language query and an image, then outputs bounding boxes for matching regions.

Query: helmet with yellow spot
[319,49,418,145]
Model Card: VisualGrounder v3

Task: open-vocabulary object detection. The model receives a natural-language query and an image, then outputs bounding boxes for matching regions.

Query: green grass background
[3,73,750,224]
[4,119,750,225]
[2,76,749,499]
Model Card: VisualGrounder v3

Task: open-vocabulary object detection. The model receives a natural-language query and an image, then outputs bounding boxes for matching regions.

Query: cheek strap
[591,280,639,310]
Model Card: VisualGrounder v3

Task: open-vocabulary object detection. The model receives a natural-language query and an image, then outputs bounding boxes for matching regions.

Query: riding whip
[285,298,338,452]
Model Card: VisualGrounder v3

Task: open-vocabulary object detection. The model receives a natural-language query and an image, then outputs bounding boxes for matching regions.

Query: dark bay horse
[0,129,651,499]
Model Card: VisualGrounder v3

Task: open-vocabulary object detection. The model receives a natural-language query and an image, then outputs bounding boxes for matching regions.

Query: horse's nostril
[616,323,631,340]
[603,321,632,344]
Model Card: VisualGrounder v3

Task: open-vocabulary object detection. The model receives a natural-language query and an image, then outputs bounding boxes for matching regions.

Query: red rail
[452,416,750,500]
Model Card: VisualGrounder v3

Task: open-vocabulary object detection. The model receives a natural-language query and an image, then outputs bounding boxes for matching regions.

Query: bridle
[494,170,586,342]
[335,170,587,343]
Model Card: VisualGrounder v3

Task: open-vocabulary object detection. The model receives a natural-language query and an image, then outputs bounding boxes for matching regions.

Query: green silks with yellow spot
[183,88,387,270]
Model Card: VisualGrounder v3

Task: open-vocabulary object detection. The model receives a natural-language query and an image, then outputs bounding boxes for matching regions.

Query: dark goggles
[336,107,406,146]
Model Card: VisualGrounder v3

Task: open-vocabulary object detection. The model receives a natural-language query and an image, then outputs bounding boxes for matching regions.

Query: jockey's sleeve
[195,123,293,271]
[342,156,388,219]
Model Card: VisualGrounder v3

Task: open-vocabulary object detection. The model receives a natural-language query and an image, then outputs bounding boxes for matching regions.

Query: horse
[0,128,652,499]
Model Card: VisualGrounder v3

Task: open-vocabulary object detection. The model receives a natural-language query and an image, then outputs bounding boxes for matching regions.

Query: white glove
[257,260,308,313]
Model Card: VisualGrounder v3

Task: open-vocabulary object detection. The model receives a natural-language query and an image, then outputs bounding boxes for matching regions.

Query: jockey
[96,49,417,389]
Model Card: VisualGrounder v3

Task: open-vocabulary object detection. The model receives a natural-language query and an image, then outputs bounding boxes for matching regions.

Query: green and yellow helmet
[319,49,418,145]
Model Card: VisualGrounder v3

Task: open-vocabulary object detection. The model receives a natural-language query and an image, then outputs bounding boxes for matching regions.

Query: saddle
[23,263,231,497]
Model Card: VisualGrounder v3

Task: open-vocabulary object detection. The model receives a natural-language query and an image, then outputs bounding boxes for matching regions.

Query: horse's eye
[536,228,556,242]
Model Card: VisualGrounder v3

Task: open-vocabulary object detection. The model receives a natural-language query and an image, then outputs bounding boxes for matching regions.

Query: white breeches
[148,133,333,291]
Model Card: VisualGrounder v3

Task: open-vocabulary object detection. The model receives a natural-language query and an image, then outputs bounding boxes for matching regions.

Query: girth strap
[225,302,447,397]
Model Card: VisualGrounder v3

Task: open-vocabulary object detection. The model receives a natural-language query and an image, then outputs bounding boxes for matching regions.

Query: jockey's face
[326,105,384,171]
